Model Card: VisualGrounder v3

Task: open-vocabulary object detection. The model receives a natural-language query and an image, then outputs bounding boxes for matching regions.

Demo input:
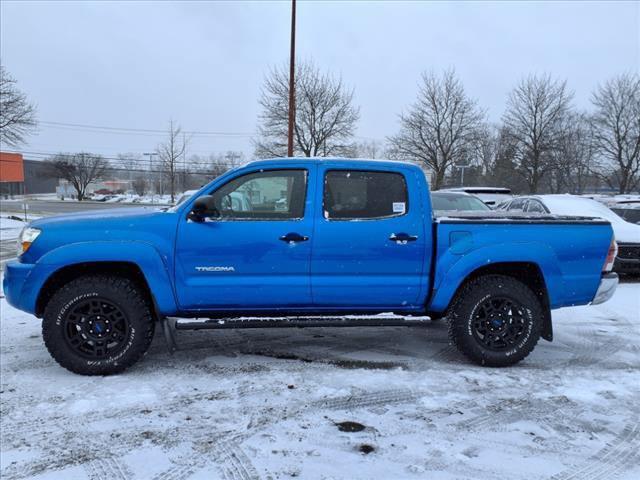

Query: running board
[160,315,432,354]
[169,316,431,331]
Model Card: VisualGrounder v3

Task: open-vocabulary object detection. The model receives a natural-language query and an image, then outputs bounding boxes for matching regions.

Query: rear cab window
[323,170,408,220]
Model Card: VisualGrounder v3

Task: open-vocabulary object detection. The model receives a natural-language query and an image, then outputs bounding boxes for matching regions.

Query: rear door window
[526,200,547,214]
[508,198,526,212]
[323,170,408,220]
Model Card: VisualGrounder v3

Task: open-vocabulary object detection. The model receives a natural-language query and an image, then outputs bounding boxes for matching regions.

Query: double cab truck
[3,159,619,375]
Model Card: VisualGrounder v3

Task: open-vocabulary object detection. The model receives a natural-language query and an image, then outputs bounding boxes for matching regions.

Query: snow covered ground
[0,283,638,480]
[0,216,27,242]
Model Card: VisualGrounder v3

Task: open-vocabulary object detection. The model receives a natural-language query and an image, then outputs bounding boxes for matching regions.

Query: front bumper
[3,261,39,314]
[591,272,618,305]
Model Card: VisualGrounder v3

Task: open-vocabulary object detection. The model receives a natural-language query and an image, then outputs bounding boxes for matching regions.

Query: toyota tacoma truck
[3,159,619,375]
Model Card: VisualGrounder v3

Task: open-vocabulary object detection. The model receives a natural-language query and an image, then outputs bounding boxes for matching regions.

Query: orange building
[0,152,25,196]
[0,152,59,197]
[0,152,25,181]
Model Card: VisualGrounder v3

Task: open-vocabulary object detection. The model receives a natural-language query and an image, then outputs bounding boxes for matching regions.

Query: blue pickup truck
[4,159,619,375]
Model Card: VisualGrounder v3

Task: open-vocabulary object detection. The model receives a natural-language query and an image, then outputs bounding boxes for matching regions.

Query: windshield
[431,193,490,212]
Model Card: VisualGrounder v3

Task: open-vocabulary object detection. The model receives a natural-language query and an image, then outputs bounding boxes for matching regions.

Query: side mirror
[188,195,218,222]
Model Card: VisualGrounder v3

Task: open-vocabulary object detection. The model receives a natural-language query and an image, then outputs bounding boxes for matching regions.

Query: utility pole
[286,0,296,157]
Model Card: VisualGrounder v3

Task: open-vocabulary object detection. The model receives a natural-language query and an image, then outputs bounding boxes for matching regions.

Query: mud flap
[160,316,178,354]
[541,309,553,342]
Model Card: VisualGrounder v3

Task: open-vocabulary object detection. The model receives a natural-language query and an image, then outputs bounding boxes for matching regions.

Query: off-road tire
[447,275,542,367]
[43,275,155,375]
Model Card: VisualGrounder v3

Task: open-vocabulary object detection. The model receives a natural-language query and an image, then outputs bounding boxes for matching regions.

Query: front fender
[22,241,178,316]
[428,242,564,313]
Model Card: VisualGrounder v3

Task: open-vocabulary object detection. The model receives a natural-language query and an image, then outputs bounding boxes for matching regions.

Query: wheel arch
[27,241,178,318]
[430,261,553,341]
[35,261,159,319]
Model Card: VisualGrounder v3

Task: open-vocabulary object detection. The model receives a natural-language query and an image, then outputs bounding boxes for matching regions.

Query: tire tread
[447,274,542,367]
[42,274,154,375]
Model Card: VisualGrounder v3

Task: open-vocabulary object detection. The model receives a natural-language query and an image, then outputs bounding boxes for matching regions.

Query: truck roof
[244,157,422,171]
[442,187,512,194]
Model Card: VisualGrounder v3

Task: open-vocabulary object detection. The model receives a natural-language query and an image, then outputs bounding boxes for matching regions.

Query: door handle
[389,233,418,244]
[279,232,309,243]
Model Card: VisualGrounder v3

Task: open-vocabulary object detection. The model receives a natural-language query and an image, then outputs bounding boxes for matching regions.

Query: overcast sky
[1,0,638,161]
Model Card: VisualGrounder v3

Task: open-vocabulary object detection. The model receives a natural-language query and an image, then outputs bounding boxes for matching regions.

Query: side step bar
[170,316,431,330]
[160,315,433,354]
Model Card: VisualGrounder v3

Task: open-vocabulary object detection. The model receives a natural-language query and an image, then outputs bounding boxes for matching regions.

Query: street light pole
[286,0,296,157]
[455,164,470,187]
[143,152,158,201]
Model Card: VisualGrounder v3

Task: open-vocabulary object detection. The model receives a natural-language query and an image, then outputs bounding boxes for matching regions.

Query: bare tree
[132,177,148,196]
[387,70,485,189]
[590,73,640,193]
[0,65,37,147]
[502,74,573,193]
[157,120,187,203]
[209,151,244,177]
[254,60,360,158]
[44,152,108,201]
[485,126,529,193]
[354,140,382,159]
[473,124,499,178]
[547,112,595,194]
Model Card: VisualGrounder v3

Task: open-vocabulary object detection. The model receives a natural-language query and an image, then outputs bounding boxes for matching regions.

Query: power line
[0,151,245,171]
[39,121,255,137]
[35,120,382,142]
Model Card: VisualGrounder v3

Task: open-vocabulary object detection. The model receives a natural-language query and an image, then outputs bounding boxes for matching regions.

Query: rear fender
[428,242,563,313]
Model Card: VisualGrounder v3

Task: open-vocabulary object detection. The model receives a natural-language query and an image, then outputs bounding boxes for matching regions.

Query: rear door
[311,164,428,308]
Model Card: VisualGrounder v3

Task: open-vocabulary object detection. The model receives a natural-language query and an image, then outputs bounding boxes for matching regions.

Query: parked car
[611,202,640,225]
[4,159,618,374]
[440,187,513,207]
[431,191,491,215]
[501,194,640,274]
[598,197,640,225]
[174,189,200,206]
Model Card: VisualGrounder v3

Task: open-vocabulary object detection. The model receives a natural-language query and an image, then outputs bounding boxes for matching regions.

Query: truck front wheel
[43,275,155,375]
[447,275,542,367]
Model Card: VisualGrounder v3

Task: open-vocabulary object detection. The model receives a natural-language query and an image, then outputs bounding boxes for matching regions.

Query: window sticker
[392,202,406,214]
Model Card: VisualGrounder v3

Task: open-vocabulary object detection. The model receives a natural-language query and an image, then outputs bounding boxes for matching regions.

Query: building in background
[0,152,25,196]
[0,152,58,197]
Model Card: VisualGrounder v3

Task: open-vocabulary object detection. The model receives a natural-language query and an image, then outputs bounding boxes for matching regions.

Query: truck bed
[429,213,613,312]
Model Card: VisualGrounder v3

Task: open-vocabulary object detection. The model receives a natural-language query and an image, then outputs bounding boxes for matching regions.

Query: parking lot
[1,279,638,480]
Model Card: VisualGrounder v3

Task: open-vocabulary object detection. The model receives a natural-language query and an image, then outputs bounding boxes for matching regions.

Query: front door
[311,166,428,308]
[175,167,314,310]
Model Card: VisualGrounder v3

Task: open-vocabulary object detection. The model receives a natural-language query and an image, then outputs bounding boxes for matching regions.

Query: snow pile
[0,284,638,479]
[0,216,25,241]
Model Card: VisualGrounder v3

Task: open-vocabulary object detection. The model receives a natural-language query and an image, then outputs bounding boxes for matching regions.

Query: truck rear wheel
[447,275,542,367]
[43,275,155,375]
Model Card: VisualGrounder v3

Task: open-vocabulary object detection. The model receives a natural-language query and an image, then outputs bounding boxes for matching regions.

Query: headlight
[17,227,41,256]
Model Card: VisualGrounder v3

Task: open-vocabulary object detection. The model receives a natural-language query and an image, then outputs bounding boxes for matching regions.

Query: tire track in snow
[457,395,587,434]
[84,456,132,480]
[146,388,420,480]
[310,388,418,411]
[548,421,640,480]
[1,387,419,480]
